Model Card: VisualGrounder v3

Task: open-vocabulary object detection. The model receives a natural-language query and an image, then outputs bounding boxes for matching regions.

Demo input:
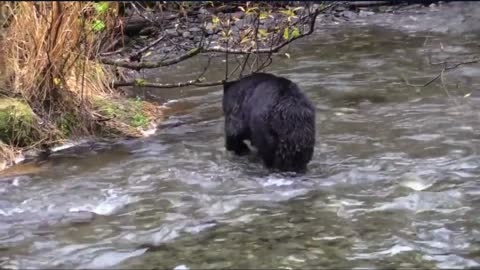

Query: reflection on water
[1,3,480,269]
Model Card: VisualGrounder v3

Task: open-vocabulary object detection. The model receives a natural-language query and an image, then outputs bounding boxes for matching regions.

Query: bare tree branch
[99,46,125,57]
[403,57,479,88]
[402,72,441,88]
[239,53,251,78]
[112,79,224,89]
[113,54,215,89]
[129,34,166,62]
[131,2,155,24]
[107,3,337,90]
[99,47,202,70]
[203,7,322,55]
[100,3,332,71]
[227,55,243,78]
[257,12,278,73]
[211,3,335,53]
[254,12,260,70]
[444,58,479,71]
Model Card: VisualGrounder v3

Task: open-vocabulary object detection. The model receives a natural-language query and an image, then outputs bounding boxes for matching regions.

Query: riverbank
[0,1,447,175]
[0,2,171,172]
[1,0,478,266]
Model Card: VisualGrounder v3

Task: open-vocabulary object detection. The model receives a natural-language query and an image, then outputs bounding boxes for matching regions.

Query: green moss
[92,96,150,129]
[131,112,148,128]
[0,98,39,146]
[56,112,80,137]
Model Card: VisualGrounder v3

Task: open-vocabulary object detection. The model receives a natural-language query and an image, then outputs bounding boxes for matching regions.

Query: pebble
[189,27,202,32]
[165,29,178,36]
[182,31,191,39]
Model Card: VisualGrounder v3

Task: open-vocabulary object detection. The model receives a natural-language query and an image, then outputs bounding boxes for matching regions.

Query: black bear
[222,72,316,173]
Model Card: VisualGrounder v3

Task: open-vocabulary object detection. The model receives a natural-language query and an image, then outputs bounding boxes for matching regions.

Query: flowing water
[1,2,480,269]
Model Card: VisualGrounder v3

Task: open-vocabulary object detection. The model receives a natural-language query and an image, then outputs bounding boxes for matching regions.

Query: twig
[258,12,278,72]
[99,38,122,56]
[403,72,442,88]
[439,66,452,98]
[253,12,260,70]
[129,34,166,61]
[403,58,479,88]
[99,47,202,70]
[224,14,231,81]
[131,2,155,24]
[112,79,224,89]
[258,56,273,72]
[445,58,479,71]
[198,55,213,81]
[99,47,125,57]
[113,54,214,89]
[239,52,251,78]
[227,56,243,78]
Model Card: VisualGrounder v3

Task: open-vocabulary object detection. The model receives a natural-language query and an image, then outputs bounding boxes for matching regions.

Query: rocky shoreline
[103,1,445,63]
[0,1,449,177]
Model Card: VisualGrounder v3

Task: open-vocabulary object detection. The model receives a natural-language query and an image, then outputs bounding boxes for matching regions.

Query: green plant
[57,112,79,137]
[91,2,111,32]
[0,98,38,146]
[280,6,303,40]
[131,112,148,128]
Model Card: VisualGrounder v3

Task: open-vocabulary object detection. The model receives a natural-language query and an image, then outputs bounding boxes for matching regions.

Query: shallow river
[1,3,480,269]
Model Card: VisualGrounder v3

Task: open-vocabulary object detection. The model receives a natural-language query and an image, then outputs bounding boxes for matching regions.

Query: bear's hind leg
[259,147,275,168]
[252,130,277,169]
[225,115,250,156]
[226,135,250,156]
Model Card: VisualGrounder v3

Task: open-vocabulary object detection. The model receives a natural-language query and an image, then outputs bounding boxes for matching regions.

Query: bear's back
[226,72,302,97]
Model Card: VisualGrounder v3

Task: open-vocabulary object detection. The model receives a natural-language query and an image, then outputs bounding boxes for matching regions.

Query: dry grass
[0,2,167,169]
[0,141,19,170]
[3,2,119,141]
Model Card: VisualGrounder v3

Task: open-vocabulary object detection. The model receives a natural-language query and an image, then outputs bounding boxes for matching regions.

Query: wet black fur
[222,72,316,173]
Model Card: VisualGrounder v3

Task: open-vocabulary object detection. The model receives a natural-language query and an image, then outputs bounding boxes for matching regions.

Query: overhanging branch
[99,47,202,70]
[100,4,332,71]
[403,57,479,88]
[112,79,224,88]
